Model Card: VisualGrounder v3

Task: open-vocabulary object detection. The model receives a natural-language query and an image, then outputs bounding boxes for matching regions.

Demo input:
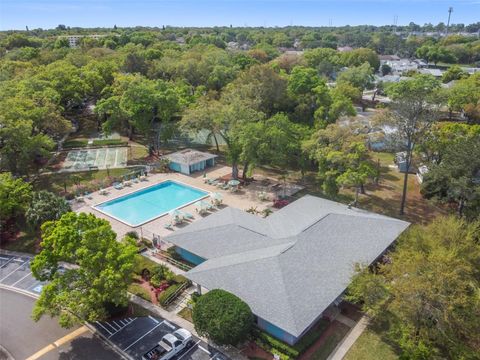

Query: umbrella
[169,209,181,218]
[210,192,222,200]
[195,201,208,211]
[228,179,240,186]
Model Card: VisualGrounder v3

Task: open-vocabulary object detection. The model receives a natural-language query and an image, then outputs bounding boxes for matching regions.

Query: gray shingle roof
[163,149,217,166]
[165,195,409,338]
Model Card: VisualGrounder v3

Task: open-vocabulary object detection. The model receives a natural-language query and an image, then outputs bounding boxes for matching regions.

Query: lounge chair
[99,188,108,195]
[132,176,139,183]
[163,223,174,230]
[113,182,124,190]
[203,177,210,184]
[84,192,93,200]
[124,180,132,187]
[183,212,194,220]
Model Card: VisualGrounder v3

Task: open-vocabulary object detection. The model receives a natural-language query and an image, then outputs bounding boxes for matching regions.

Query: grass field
[264,151,449,225]
[344,327,399,360]
[34,168,134,194]
[177,307,193,322]
[1,229,38,254]
[310,322,350,360]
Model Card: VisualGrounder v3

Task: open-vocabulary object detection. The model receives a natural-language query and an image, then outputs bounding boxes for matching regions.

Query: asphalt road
[0,288,120,360]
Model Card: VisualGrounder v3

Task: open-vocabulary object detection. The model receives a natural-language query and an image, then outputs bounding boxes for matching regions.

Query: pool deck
[75,165,273,240]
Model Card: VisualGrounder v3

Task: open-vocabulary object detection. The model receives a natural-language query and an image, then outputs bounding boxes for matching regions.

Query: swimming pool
[94,180,209,227]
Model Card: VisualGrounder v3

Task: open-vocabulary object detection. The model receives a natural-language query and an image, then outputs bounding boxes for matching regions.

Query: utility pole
[393,15,398,34]
[446,7,453,35]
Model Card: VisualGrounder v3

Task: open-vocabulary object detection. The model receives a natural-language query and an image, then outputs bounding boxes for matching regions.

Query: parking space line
[148,315,160,324]
[0,260,28,282]
[0,257,14,268]
[11,271,33,287]
[96,321,114,336]
[123,321,165,351]
[177,340,202,360]
[108,318,137,338]
[112,320,123,329]
[105,322,119,332]
[199,345,211,355]
[27,281,42,290]
[163,320,175,329]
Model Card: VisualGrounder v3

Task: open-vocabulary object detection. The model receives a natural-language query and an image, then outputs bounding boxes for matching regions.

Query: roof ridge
[273,254,304,334]
[188,242,294,274]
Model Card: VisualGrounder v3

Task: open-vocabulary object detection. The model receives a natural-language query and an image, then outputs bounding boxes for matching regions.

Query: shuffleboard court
[61,147,128,172]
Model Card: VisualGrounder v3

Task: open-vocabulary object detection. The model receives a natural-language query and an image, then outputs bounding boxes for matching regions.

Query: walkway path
[326,316,369,360]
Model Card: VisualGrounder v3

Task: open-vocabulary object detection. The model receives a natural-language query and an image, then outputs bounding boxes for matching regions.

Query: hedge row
[252,328,299,359]
[158,283,183,307]
[92,139,128,146]
[158,276,190,307]
[63,139,88,148]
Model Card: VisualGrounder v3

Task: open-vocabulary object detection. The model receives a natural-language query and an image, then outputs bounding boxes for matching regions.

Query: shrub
[92,139,128,146]
[126,231,139,239]
[172,274,188,284]
[158,283,182,307]
[252,328,298,359]
[193,289,253,345]
[132,254,158,276]
[63,139,88,148]
[128,283,151,302]
[150,264,174,287]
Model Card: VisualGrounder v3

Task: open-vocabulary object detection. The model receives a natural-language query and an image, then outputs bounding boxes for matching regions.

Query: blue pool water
[95,181,208,226]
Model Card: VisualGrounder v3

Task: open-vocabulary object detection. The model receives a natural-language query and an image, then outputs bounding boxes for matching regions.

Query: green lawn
[33,168,135,195]
[62,139,89,148]
[310,323,350,360]
[177,307,193,322]
[344,328,399,360]
[1,229,38,254]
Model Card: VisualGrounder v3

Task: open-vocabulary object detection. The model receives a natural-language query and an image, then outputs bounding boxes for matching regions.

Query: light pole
[446,7,453,35]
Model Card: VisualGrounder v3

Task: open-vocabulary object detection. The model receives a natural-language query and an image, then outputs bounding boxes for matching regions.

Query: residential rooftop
[163,149,217,166]
[166,195,409,339]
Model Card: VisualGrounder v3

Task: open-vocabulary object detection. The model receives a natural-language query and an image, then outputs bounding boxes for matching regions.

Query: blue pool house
[164,149,217,175]
[165,196,410,345]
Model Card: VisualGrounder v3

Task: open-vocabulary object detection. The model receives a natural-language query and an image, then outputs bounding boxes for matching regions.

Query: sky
[0,0,479,31]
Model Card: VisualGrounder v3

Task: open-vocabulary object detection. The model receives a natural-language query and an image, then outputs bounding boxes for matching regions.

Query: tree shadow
[57,335,118,360]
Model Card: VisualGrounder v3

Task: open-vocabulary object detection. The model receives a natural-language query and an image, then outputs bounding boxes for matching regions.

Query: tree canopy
[31,212,137,328]
[0,172,32,224]
[347,217,480,359]
[192,289,253,345]
[26,190,71,229]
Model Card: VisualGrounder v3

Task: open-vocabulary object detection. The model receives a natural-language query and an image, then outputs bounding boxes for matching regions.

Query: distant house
[59,34,106,48]
[163,149,217,175]
[395,152,415,173]
[416,165,429,183]
[419,68,443,77]
[379,55,400,61]
[165,195,409,345]
[337,46,353,52]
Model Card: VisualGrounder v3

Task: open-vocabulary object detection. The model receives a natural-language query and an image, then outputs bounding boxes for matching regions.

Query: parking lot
[0,254,45,295]
[94,315,229,360]
[1,253,229,360]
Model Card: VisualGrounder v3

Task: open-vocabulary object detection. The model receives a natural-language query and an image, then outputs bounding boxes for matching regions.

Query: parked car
[142,329,193,360]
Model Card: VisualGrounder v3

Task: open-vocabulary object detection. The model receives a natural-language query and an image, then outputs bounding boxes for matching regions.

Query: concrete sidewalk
[327,316,369,360]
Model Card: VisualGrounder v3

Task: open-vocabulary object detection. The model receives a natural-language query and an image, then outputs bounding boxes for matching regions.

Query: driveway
[0,287,119,360]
